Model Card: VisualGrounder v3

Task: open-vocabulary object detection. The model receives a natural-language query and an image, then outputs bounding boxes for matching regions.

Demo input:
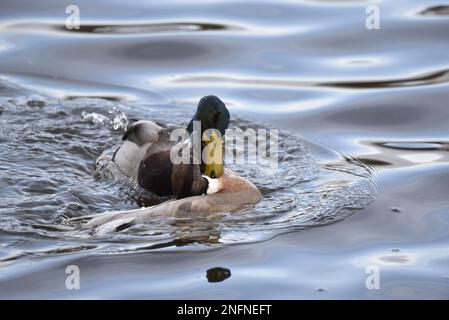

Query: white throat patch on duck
[202,175,222,194]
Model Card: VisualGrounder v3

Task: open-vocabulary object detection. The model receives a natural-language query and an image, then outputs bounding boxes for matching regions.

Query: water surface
[1,0,449,299]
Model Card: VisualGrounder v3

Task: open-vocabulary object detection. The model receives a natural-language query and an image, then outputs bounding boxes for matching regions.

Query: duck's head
[186,96,230,179]
[186,95,230,136]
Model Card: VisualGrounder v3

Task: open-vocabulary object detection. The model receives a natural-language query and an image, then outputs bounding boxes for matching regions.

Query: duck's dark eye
[210,170,217,179]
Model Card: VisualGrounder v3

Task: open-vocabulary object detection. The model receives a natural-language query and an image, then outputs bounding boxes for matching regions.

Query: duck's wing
[112,120,172,180]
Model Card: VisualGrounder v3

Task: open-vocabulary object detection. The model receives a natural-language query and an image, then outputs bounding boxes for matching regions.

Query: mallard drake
[111,95,228,198]
[87,96,262,234]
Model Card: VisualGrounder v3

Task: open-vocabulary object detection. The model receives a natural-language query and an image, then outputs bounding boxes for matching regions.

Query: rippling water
[1,0,449,299]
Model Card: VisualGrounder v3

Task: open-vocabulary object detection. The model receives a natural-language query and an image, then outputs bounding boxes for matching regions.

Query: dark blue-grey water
[0,0,449,299]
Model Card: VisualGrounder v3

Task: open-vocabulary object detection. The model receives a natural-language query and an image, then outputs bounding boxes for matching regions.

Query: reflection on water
[357,140,449,168]
[171,68,449,89]
[1,0,449,299]
[3,22,238,35]
[418,5,449,16]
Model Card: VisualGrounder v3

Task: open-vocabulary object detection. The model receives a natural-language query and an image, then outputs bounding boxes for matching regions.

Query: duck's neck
[201,129,224,178]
